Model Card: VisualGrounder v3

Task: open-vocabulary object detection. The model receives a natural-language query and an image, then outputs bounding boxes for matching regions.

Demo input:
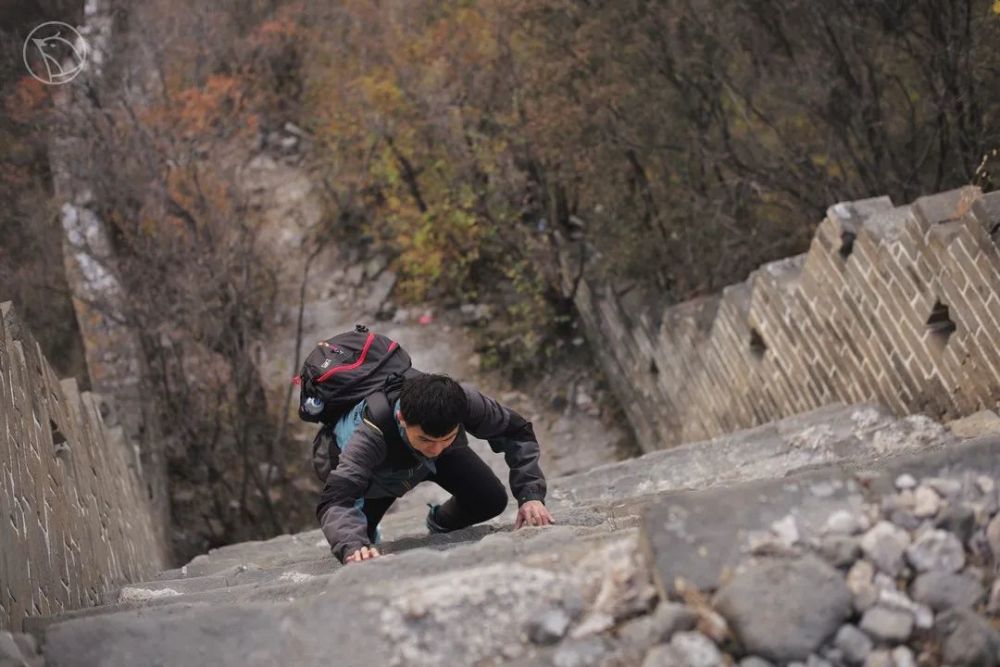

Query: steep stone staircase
[13,404,1000,667]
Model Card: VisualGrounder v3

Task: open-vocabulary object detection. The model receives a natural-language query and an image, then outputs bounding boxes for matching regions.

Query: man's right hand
[345,545,381,563]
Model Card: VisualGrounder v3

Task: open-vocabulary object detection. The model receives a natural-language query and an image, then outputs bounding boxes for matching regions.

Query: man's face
[397,411,459,458]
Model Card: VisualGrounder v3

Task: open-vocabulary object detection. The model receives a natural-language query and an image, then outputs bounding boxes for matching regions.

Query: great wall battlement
[567,186,1000,452]
[0,302,167,632]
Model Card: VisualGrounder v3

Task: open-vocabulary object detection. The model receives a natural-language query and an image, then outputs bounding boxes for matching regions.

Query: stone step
[37,525,645,667]
[28,501,627,639]
[145,403,940,582]
[32,403,972,666]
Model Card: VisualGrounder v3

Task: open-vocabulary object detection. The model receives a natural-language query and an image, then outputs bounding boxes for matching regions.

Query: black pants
[362,444,509,541]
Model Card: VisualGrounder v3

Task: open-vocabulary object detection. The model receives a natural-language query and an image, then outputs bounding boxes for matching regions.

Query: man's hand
[515,500,554,529]
[345,546,381,563]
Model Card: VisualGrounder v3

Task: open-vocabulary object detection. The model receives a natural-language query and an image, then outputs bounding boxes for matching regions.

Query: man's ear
[396,410,405,427]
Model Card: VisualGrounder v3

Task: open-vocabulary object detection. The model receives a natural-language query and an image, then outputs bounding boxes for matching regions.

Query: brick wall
[0,303,167,632]
[567,187,1000,452]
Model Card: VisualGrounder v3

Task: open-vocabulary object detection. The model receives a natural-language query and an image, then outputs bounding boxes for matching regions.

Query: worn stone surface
[713,555,851,663]
[24,409,1000,667]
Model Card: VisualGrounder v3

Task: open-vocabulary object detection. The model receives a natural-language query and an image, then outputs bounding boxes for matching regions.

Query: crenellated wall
[567,186,1000,452]
[0,303,167,632]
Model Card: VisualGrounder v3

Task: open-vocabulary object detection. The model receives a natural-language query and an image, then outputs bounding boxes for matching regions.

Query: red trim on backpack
[388,341,398,353]
[315,332,376,383]
[291,375,301,385]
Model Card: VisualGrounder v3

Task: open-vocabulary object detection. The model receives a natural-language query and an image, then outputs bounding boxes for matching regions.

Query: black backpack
[295,324,415,480]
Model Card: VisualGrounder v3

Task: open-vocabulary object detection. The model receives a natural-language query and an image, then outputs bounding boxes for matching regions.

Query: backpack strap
[365,390,407,453]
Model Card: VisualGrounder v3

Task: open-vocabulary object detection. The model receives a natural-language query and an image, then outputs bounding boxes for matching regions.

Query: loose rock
[846,560,878,612]
[936,608,1000,667]
[905,529,965,573]
[553,637,608,667]
[986,514,1000,561]
[988,579,1000,614]
[860,522,911,576]
[833,624,873,665]
[910,571,984,611]
[864,650,894,667]
[924,477,962,499]
[669,631,721,667]
[642,644,683,667]
[739,658,775,667]
[616,602,698,647]
[859,606,913,643]
[935,505,976,544]
[824,510,870,535]
[891,646,916,667]
[526,607,572,645]
[912,486,942,518]
[820,535,862,568]
[713,556,852,662]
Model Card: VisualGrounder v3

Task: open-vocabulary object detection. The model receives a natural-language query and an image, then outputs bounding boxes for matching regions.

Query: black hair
[399,374,468,437]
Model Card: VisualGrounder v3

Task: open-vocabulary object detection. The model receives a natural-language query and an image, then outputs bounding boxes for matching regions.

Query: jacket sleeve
[316,422,386,563]
[461,385,547,506]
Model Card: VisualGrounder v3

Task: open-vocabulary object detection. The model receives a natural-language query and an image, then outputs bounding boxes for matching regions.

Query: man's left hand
[515,500,554,529]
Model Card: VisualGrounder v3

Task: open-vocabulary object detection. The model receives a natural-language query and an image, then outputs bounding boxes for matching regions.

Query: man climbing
[316,373,554,563]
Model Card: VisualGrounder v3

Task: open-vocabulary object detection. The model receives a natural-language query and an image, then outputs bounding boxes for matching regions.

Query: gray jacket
[316,385,547,562]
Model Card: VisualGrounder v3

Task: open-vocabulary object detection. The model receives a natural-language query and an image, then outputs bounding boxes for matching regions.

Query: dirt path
[247,155,625,530]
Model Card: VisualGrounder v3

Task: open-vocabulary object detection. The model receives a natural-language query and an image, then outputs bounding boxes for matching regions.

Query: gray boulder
[936,505,976,544]
[617,602,698,648]
[739,658,775,667]
[833,624,872,665]
[860,522,911,576]
[642,644,683,667]
[936,609,1000,667]
[859,606,913,643]
[669,631,721,667]
[910,571,984,611]
[713,556,851,662]
[819,535,862,568]
[526,607,572,645]
[906,529,965,573]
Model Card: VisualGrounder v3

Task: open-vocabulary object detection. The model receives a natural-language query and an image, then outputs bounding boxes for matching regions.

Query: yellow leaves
[358,70,406,114]
[993,0,1000,15]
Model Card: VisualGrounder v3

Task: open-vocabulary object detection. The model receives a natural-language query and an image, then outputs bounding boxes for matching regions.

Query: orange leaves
[3,76,49,125]
[173,75,247,138]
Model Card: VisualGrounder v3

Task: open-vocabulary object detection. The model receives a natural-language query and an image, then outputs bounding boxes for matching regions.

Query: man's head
[397,374,468,458]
